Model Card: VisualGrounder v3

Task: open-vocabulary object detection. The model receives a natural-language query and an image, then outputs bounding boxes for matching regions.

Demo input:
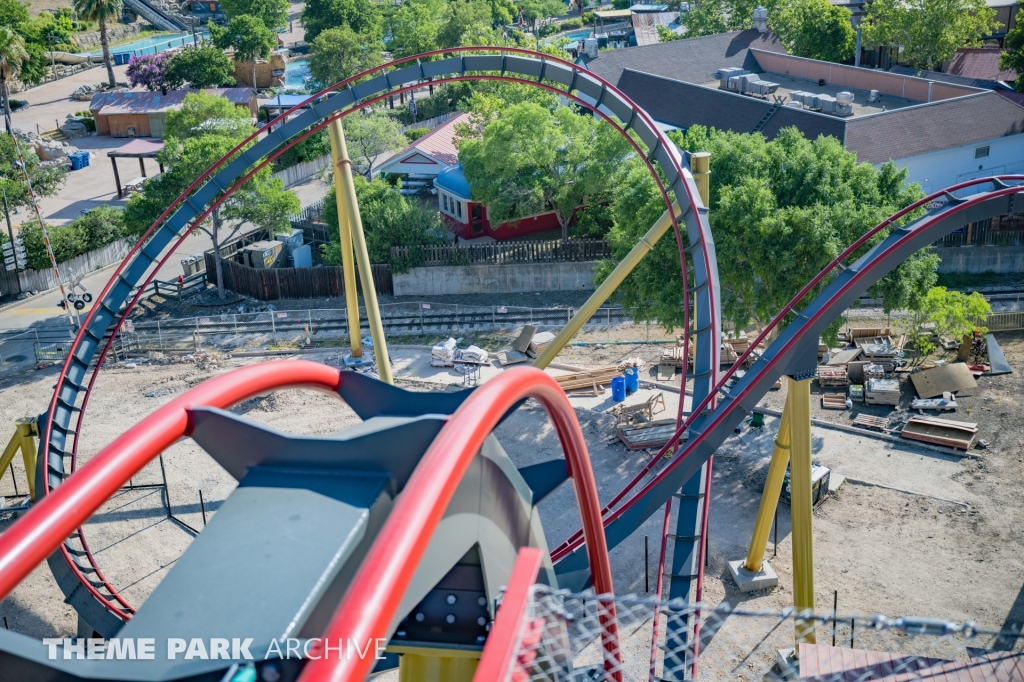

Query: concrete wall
[393,261,598,296]
[934,245,1024,273]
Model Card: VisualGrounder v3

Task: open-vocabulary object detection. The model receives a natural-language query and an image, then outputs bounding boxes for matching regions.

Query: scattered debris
[617,357,646,372]
[827,348,862,366]
[848,384,864,403]
[911,396,958,411]
[608,392,666,424]
[555,366,621,394]
[512,325,536,353]
[526,331,555,358]
[986,334,1012,376]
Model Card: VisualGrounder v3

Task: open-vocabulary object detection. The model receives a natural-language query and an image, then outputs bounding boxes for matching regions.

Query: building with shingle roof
[581,38,1024,193]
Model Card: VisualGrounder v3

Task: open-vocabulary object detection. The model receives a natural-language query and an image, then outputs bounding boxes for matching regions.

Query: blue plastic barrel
[69,153,84,171]
[611,376,626,402]
[624,367,639,393]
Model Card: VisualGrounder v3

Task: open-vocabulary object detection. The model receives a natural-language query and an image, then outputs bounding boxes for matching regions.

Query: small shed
[89,88,257,138]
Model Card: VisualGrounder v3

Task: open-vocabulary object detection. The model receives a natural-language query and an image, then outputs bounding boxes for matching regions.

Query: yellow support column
[393,645,478,682]
[690,152,710,206]
[330,120,393,384]
[328,119,363,359]
[0,418,38,500]
[743,387,792,573]
[789,377,816,645]
[533,203,679,369]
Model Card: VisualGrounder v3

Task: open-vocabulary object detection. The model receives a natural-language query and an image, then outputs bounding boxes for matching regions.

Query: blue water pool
[284,59,311,89]
[542,28,593,44]
[91,31,208,57]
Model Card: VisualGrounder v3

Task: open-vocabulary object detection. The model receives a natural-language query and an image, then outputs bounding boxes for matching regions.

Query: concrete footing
[728,559,779,592]
[344,354,376,369]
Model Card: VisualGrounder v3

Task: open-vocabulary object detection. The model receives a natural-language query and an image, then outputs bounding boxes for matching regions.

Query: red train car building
[433,165,563,241]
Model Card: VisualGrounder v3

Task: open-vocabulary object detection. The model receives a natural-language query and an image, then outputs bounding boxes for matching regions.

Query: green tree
[459,102,631,242]
[343,112,406,178]
[219,0,289,30]
[1000,0,1024,92]
[165,91,253,139]
[902,287,991,363]
[656,24,685,41]
[770,0,855,62]
[0,0,29,28]
[125,129,298,298]
[600,126,938,337]
[321,177,448,270]
[863,0,999,70]
[308,25,382,88]
[166,45,236,89]
[678,0,731,37]
[72,0,122,89]
[519,0,564,29]
[0,133,66,218]
[438,0,492,47]
[302,0,383,44]
[211,14,276,92]
[0,27,28,129]
[389,0,443,57]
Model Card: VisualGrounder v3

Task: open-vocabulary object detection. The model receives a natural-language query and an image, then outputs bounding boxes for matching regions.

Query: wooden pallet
[852,414,889,430]
[817,366,849,387]
[617,419,687,451]
[822,393,848,409]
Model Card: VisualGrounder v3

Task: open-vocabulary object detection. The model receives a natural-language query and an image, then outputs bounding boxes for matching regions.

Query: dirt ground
[0,329,1021,676]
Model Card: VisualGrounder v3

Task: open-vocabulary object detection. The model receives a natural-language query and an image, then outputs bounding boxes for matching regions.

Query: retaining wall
[393,261,598,296]
[933,245,1024,274]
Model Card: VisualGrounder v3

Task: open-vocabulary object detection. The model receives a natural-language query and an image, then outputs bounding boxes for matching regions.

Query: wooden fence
[0,239,131,298]
[205,252,393,300]
[987,311,1024,332]
[390,239,612,267]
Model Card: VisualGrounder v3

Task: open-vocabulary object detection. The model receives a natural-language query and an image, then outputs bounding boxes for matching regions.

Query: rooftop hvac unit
[836,91,854,106]
[749,80,779,97]
[715,67,747,90]
[584,38,598,58]
[786,100,803,109]
[868,89,879,103]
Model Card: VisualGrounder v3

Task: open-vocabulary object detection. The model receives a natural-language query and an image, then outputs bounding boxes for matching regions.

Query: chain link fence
[505,587,1023,682]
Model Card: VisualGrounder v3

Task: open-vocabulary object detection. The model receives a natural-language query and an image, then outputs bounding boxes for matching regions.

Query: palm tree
[0,28,28,132]
[73,0,123,89]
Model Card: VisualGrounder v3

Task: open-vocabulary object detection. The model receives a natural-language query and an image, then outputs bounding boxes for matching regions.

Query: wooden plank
[822,393,848,409]
[910,363,978,399]
[901,418,977,450]
[828,348,862,366]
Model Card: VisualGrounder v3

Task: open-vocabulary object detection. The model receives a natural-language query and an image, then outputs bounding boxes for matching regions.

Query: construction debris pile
[431,337,457,367]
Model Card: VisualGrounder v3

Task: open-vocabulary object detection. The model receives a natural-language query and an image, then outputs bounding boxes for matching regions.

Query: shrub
[561,17,584,29]
[18,207,126,270]
[404,127,429,143]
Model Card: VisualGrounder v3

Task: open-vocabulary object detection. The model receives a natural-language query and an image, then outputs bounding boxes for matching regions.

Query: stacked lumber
[526,331,556,358]
[617,419,686,451]
[828,348,863,367]
[865,377,900,405]
[661,346,687,368]
[900,416,978,450]
[720,343,739,366]
[849,327,892,340]
[554,366,620,393]
[817,366,849,387]
[821,393,848,409]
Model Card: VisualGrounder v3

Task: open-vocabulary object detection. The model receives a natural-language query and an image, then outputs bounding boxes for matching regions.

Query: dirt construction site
[1,313,1022,673]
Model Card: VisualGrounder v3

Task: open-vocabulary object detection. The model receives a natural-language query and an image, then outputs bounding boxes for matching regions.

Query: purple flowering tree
[126,52,174,92]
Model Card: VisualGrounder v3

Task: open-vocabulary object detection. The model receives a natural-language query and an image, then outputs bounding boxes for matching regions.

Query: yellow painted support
[328,119,363,359]
[392,645,478,682]
[743,386,792,573]
[532,203,680,369]
[788,377,816,645]
[329,121,393,384]
[0,418,38,500]
[690,152,710,207]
